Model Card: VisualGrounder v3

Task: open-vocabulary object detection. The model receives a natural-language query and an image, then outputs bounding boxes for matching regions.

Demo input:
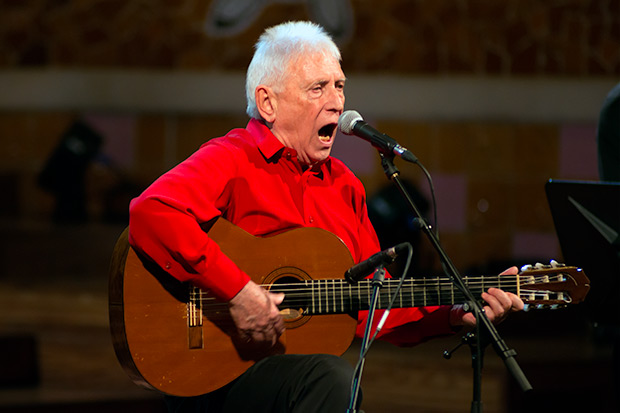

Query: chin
[314,149,332,162]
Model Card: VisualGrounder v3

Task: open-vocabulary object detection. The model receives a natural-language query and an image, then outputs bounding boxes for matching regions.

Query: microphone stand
[378,153,532,412]
[347,265,386,413]
[444,315,490,412]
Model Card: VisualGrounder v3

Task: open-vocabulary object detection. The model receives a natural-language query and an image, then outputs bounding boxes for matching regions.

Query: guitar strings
[191,274,566,311]
[193,276,550,299]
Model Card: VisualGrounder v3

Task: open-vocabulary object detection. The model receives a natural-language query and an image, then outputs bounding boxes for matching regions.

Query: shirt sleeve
[351,182,456,347]
[128,140,251,301]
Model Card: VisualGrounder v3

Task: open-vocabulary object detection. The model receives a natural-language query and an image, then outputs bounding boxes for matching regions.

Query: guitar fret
[325,280,329,313]
[325,280,328,313]
[319,280,323,314]
[325,280,333,313]
[323,280,326,313]
[348,282,352,312]
[327,280,331,313]
[324,280,328,313]
[451,281,454,305]
[406,280,412,308]
[323,280,329,313]
[428,279,433,306]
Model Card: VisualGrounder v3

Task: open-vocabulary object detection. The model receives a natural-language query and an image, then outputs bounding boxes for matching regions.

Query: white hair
[245,21,342,120]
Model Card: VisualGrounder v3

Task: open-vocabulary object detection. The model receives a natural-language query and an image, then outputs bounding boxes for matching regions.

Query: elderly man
[128,21,523,413]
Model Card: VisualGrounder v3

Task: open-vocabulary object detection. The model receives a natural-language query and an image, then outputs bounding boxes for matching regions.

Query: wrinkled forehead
[284,51,344,83]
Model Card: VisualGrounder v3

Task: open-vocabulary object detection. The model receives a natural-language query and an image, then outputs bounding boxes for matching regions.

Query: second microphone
[344,242,411,284]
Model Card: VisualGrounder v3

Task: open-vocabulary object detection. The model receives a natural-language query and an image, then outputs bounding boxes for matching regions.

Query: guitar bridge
[188,286,203,349]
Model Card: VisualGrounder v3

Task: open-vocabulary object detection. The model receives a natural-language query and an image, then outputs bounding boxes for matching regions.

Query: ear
[255,85,277,124]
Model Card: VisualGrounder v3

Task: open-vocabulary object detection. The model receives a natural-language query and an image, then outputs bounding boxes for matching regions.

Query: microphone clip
[370,265,387,287]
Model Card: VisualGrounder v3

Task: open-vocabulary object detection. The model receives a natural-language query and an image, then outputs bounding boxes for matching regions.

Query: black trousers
[164,354,359,413]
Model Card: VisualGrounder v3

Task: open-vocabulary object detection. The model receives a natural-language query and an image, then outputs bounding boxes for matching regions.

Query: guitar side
[108,219,357,396]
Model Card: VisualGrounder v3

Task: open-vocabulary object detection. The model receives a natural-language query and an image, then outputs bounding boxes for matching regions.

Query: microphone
[345,243,410,284]
[338,110,418,163]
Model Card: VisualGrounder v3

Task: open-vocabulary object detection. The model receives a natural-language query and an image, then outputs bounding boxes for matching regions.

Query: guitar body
[109,219,356,396]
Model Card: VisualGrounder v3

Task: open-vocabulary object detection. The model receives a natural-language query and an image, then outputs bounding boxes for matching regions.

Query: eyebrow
[308,77,347,88]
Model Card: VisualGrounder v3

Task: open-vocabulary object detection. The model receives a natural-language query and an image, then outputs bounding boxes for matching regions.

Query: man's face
[270,52,346,165]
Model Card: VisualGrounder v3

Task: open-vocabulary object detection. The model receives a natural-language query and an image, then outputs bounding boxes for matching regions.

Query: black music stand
[545,179,619,326]
[546,179,619,409]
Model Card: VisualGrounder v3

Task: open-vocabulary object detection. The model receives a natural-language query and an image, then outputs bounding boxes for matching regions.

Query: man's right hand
[228,280,285,353]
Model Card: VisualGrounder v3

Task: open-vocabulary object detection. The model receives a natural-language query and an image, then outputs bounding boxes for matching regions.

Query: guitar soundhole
[263,267,311,329]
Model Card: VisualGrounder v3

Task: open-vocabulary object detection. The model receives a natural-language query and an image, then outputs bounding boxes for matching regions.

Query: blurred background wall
[1,0,617,270]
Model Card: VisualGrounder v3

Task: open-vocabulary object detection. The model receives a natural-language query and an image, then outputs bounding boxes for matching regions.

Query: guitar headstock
[518,261,590,310]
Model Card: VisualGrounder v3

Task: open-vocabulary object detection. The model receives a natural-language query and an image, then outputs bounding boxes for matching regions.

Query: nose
[327,84,345,113]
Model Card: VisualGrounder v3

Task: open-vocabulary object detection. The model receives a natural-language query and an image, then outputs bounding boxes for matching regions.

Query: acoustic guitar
[109,218,590,396]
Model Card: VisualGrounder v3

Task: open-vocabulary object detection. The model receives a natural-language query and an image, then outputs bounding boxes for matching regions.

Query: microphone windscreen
[338,110,363,134]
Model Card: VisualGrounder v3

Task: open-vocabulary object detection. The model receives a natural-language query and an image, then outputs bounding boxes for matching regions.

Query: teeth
[318,123,336,142]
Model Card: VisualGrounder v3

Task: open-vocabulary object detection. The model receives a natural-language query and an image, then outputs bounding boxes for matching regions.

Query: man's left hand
[450,266,524,328]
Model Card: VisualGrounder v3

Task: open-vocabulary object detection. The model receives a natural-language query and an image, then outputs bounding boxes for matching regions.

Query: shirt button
[308,216,314,223]
[165,262,171,269]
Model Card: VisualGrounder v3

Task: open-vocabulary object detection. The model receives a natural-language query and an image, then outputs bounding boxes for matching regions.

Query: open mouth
[318,123,337,142]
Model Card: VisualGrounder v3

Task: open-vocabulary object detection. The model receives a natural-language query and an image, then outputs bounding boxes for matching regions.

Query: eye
[308,84,325,98]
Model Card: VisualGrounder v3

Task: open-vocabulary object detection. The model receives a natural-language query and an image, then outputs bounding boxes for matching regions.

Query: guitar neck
[274,276,515,315]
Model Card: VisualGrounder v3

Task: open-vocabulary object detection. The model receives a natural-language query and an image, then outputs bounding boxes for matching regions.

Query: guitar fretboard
[273,276,517,315]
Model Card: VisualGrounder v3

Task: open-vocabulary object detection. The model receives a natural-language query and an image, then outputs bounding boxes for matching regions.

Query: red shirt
[129,119,454,346]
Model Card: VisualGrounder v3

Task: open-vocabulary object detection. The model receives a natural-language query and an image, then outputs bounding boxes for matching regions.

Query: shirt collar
[247,118,286,161]
[246,118,331,175]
